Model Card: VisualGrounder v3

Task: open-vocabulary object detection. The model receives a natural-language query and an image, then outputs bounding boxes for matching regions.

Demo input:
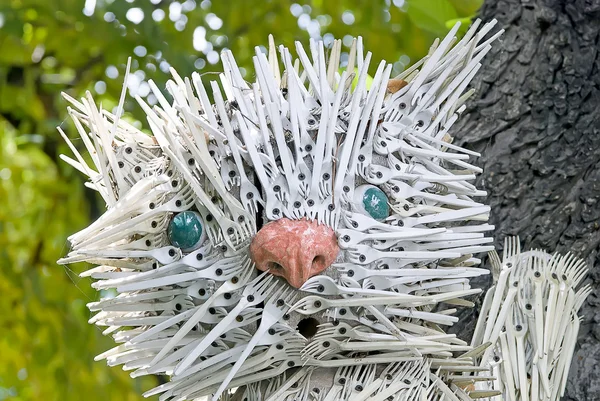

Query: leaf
[445,16,477,35]
[448,0,484,16]
[405,0,458,36]
[340,68,374,91]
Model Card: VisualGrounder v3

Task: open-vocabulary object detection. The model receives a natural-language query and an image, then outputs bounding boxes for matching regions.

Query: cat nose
[250,218,340,288]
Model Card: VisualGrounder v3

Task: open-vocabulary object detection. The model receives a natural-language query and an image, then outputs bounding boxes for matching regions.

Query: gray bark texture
[450,0,600,399]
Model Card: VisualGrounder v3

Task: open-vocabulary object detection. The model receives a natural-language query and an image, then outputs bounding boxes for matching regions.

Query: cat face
[59,21,499,401]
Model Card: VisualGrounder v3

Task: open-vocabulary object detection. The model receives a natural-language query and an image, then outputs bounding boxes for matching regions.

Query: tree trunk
[452,0,600,399]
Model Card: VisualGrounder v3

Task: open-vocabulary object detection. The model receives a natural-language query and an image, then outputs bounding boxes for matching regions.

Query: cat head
[59,20,502,400]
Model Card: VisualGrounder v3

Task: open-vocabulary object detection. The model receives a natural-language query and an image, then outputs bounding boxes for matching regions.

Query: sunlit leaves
[0,121,158,399]
[405,0,482,36]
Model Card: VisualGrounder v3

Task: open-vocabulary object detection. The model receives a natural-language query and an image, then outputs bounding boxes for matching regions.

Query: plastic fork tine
[574,284,592,312]
[172,274,278,376]
[140,266,252,364]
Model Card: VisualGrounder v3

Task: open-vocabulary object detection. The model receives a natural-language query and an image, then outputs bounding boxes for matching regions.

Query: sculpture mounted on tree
[57,19,590,401]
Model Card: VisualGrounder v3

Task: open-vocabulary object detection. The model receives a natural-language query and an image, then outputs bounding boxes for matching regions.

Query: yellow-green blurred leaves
[0,121,158,399]
[405,0,482,36]
[448,0,484,16]
[406,0,457,36]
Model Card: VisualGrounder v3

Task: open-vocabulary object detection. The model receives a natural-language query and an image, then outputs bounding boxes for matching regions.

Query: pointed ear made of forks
[471,236,591,401]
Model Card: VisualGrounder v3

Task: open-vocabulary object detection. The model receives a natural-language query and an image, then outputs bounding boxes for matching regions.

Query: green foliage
[406,0,483,36]
[0,0,481,399]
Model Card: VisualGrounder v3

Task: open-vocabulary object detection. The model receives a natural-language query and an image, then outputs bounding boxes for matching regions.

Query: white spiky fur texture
[57,20,589,401]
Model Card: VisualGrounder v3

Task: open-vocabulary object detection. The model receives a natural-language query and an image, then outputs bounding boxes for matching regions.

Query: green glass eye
[354,185,390,221]
[167,211,205,250]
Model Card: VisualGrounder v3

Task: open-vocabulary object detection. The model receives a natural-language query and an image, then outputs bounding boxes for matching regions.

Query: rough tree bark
[451,0,600,399]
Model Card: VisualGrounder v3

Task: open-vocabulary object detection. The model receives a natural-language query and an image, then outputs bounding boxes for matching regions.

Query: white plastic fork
[342,211,408,233]
[385,180,483,208]
[290,294,435,315]
[98,294,195,313]
[385,206,491,229]
[92,247,220,290]
[481,242,516,346]
[303,337,450,360]
[116,256,247,293]
[174,344,303,400]
[335,263,485,281]
[71,186,197,250]
[211,286,295,400]
[173,272,280,376]
[322,365,354,401]
[301,275,413,297]
[364,276,469,294]
[128,261,253,349]
[346,245,461,265]
[90,281,215,312]
[529,251,546,359]
[481,275,520,365]
[336,227,446,249]
[385,307,459,326]
[63,246,182,266]
[510,306,530,401]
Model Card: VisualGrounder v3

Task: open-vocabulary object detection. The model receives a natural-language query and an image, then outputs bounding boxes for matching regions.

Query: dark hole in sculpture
[297,317,319,339]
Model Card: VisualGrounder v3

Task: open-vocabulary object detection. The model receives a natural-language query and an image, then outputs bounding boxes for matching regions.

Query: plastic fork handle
[344,211,403,232]
[481,288,517,364]
[96,261,192,289]
[256,366,311,401]
[169,343,245,382]
[339,338,450,352]
[365,381,412,401]
[328,295,436,308]
[516,337,530,401]
[101,299,179,313]
[380,250,463,260]
[293,294,435,315]
[321,385,343,401]
[386,137,470,160]
[498,333,518,401]
[404,205,490,226]
[306,355,420,369]
[386,308,459,325]
[76,245,179,265]
[428,288,482,303]
[150,283,240,365]
[174,300,249,376]
[211,325,271,401]
[117,270,203,293]
[341,265,468,279]
[348,379,384,401]
[532,280,545,359]
[482,268,511,344]
[338,227,446,247]
[429,373,462,401]
[470,284,495,347]
[88,288,180,310]
[543,283,559,355]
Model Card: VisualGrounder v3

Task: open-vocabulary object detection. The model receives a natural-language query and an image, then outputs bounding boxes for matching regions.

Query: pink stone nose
[249,218,340,288]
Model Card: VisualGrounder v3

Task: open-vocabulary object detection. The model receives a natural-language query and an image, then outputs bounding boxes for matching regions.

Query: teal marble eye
[354,185,390,221]
[167,211,205,250]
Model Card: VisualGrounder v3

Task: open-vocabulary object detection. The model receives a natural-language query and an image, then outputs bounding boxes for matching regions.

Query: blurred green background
[0,0,482,399]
